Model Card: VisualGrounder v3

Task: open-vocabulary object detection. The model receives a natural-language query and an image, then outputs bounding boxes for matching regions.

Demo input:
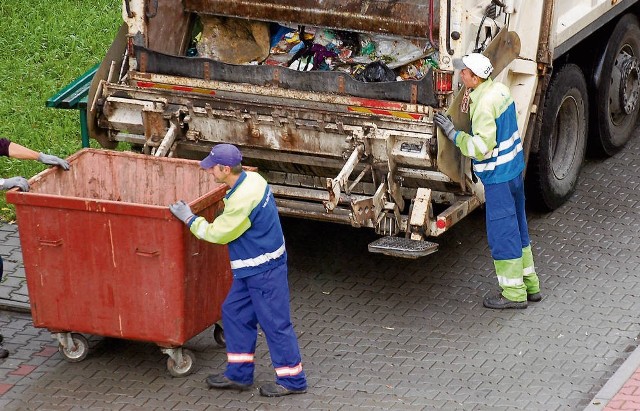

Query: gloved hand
[434,112,457,142]
[0,177,29,192]
[38,153,70,170]
[169,200,196,224]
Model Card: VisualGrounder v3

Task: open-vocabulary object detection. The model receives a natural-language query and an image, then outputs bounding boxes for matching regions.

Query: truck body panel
[182,0,438,39]
[89,0,640,256]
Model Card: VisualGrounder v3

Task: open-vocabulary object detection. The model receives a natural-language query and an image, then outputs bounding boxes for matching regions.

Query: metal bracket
[161,347,184,364]
[324,144,365,212]
[408,188,433,241]
[375,206,401,236]
[385,133,406,212]
[55,332,74,350]
[351,180,387,227]
[154,121,179,157]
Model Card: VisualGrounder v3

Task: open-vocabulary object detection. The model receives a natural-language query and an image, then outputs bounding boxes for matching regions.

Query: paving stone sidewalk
[1,134,640,410]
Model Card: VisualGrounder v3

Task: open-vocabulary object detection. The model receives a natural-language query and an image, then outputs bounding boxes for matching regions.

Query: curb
[584,343,640,410]
[0,299,30,314]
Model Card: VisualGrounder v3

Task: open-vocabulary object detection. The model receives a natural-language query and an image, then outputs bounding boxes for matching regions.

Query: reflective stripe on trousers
[485,176,540,301]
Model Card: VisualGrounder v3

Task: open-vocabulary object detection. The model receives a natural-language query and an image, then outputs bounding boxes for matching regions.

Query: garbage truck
[86,0,640,258]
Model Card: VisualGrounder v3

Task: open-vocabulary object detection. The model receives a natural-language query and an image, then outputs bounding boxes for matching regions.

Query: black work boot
[259,382,307,397]
[205,373,250,390]
[483,293,528,309]
[0,334,7,359]
[527,292,542,302]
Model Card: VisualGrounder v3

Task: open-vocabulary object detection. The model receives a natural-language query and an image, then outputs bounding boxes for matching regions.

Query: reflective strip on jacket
[453,78,525,184]
[189,171,287,278]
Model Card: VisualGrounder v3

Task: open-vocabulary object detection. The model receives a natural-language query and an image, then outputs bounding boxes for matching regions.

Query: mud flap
[437,29,522,183]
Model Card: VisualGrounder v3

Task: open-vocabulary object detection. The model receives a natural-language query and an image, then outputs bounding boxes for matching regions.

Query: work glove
[169,200,196,225]
[0,177,29,192]
[434,112,457,142]
[38,153,70,170]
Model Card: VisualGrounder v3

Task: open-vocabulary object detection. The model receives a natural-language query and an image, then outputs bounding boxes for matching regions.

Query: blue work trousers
[222,263,307,390]
[484,174,530,259]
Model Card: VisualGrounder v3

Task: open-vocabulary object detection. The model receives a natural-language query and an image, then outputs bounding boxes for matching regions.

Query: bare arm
[7,142,40,160]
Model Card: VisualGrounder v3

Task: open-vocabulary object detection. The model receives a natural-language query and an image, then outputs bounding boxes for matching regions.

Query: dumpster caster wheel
[213,323,225,347]
[58,333,89,362]
[167,348,195,377]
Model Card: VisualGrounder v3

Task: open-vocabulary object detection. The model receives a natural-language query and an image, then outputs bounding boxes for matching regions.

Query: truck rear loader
[86,0,640,258]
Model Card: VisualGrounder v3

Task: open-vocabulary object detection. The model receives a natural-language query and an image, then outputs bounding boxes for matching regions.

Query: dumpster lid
[182,0,431,39]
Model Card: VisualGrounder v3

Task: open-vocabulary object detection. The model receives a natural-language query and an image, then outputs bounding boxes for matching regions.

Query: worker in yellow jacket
[434,53,542,309]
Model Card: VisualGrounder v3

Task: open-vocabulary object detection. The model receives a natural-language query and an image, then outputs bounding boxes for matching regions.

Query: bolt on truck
[86,0,640,258]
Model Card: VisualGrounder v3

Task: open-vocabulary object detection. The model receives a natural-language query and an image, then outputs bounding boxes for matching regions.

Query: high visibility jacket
[453,78,524,185]
[189,171,287,278]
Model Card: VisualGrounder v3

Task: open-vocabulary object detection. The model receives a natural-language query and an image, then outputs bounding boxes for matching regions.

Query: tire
[526,64,588,211]
[167,348,195,378]
[58,333,89,363]
[213,323,226,347]
[589,14,640,157]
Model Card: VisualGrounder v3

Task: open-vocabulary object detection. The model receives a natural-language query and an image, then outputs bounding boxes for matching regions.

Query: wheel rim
[609,48,640,124]
[169,357,192,373]
[551,95,582,180]
[61,337,87,360]
[168,352,193,376]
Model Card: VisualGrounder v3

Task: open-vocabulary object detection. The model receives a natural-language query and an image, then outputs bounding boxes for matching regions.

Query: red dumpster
[6,148,232,377]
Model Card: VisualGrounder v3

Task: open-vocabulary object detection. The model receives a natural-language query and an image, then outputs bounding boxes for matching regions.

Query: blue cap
[200,144,243,169]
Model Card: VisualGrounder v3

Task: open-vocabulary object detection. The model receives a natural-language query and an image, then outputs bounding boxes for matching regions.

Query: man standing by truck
[433,53,542,309]
[0,138,69,358]
[169,143,307,397]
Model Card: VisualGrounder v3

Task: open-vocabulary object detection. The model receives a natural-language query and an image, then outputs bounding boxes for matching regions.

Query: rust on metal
[139,51,148,73]
[203,62,210,80]
[279,126,300,150]
[351,197,376,225]
[325,177,336,210]
[183,0,433,38]
[142,110,166,143]
[537,0,555,65]
[146,0,191,55]
[337,76,345,94]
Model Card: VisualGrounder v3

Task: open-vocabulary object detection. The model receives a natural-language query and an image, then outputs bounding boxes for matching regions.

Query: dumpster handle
[135,248,160,258]
[39,239,63,247]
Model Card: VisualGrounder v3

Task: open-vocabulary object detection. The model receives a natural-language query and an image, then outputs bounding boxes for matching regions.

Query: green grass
[0,0,121,221]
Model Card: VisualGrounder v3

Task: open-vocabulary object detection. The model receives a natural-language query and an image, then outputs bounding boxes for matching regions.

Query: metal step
[368,236,438,259]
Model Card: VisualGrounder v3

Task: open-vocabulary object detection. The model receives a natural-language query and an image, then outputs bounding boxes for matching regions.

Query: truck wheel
[213,323,226,347]
[527,64,588,211]
[589,14,640,157]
